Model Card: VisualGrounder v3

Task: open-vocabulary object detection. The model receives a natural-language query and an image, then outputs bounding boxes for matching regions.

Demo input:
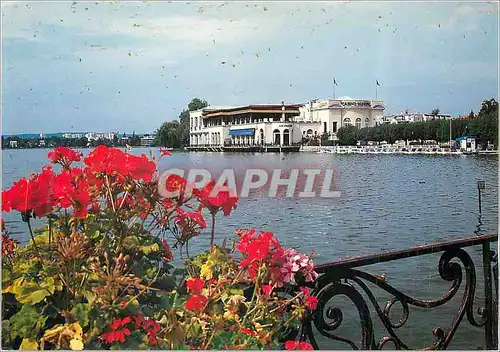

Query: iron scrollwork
[295,234,498,350]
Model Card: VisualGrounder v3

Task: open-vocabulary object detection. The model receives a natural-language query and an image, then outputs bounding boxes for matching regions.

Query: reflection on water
[2,148,498,349]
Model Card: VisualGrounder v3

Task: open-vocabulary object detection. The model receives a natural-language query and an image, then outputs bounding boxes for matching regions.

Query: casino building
[188,98,385,151]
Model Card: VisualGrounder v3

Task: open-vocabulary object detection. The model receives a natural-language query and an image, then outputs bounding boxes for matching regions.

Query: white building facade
[296,99,385,138]
[189,99,385,147]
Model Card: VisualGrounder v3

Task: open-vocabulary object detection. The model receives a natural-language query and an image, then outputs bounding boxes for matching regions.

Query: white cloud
[1,2,287,67]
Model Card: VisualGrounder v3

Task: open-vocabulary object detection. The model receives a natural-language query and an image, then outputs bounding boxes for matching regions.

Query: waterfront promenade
[301,145,498,155]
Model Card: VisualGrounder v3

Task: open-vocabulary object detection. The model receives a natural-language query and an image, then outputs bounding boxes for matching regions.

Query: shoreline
[300,145,498,156]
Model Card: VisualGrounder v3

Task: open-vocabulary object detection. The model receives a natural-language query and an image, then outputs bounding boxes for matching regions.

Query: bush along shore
[1,146,319,350]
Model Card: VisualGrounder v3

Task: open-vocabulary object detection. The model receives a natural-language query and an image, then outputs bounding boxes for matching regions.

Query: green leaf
[5,276,62,305]
[2,320,11,347]
[122,236,140,249]
[138,243,160,255]
[123,298,142,316]
[9,305,41,340]
[82,290,96,305]
[71,303,91,328]
[2,268,12,283]
[211,331,234,349]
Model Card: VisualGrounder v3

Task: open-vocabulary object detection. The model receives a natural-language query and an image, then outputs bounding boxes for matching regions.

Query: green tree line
[334,98,498,148]
[153,98,208,148]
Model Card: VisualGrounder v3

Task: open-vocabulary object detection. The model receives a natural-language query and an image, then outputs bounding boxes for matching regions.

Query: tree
[468,110,475,119]
[476,98,498,148]
[154,120,182,148]
[431,108,440,116]
[337,126,358,145]
[187,98,208,112]
[154,98,209,148]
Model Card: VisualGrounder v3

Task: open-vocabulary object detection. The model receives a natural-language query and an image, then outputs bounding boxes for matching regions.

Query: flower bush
[1,146,318,350]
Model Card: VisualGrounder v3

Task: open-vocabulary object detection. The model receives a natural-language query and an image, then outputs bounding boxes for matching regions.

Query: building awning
[229,128,255,136]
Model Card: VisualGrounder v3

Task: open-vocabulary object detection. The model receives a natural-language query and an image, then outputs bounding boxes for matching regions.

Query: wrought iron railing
[295,233,498,350]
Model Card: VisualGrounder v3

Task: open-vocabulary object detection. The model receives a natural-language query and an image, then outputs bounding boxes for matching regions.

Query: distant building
[455,136,476,152]
[9,141,18,148]
[414,113,452,122]
[39,140,46,147]
[381,111,453,124]
[85,132,116,141]
[62,133,85,139]
[140,135,155,147]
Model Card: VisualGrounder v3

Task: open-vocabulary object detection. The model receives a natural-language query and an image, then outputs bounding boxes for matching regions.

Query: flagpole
[333,78,336,99]
[375,85,378,100]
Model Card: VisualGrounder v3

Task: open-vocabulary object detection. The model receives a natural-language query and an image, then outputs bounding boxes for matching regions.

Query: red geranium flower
[186,277,204,294]
[126,154,156,182]
[100,317,132,344]
[142,319,161,345]
[300,287,318,311]
[305,296,318,311]
[196,180,238,216]
[185,294,208,313]
[2,166,56,217]
[47,146,82,166]
[53,168,91,219]
[262,284,273,296]
[175,208,207,229]
[285,340,314,350]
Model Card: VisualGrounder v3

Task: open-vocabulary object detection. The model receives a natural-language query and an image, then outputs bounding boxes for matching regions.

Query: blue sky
[1,1,498,135]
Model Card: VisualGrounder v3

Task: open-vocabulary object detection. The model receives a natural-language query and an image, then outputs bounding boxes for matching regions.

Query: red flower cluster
[196,180,238,216]
[185,277,208,313]
[236,229,319,295]
[285,340,314,350]
[236,230,284,281]
[48,146,82,166]
[100,317,132,344]
[300,287,318,311]
[2,146,160,220]
[164,174,189,202]
[174,208,207,229]
[2,166,56,217]
[134,315,161,345]
[53,168,91,218]
[84,145,156,182]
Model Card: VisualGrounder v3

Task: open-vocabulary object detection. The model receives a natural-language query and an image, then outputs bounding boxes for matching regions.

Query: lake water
[1,148,498,349]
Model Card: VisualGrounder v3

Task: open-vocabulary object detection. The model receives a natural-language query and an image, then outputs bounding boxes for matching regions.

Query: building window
[355,118,362,129]
[323,122,327,134]
[273,129,280,145]
[332,122,338,133]
[307,129,313,135]
[343,118,352,127]
[283,129,290,146]
[365,118,370,127]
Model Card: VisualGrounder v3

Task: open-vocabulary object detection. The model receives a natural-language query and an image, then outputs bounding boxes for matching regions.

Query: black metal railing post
[482,241,494,349]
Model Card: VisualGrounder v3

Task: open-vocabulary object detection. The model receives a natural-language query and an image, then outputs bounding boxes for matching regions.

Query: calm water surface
[2,148,498,349]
